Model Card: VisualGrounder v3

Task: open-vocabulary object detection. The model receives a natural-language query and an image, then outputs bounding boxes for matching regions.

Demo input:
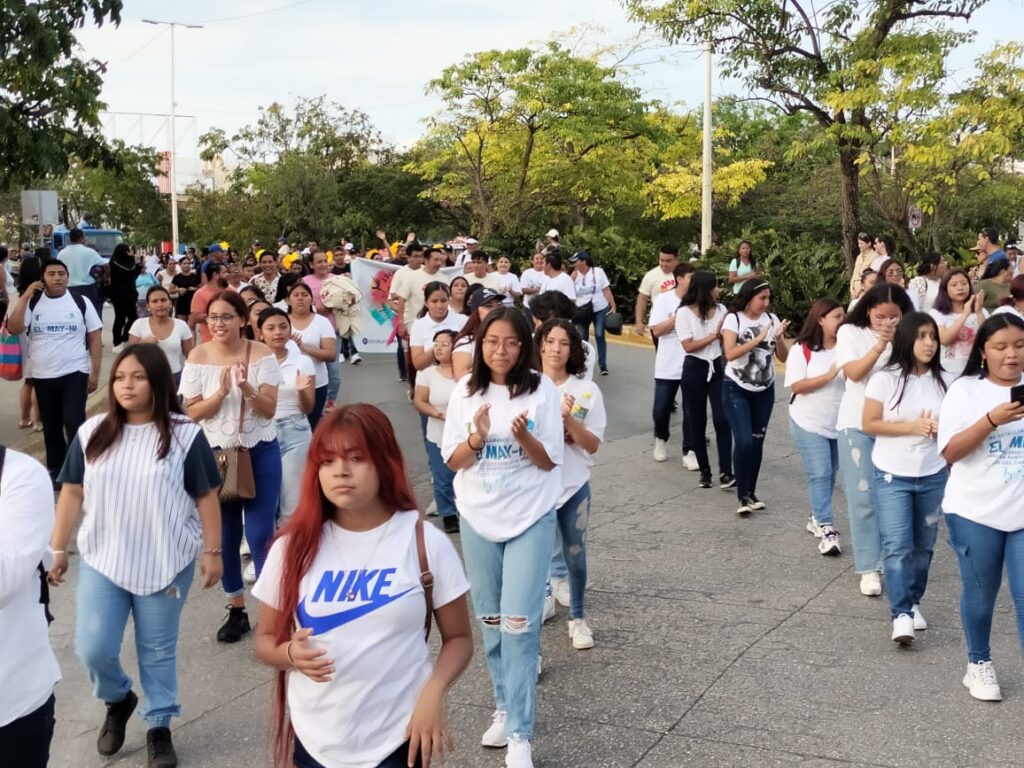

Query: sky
[75,0,1023,184]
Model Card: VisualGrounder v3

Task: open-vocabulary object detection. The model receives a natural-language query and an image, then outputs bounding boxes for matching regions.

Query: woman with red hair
[252,404,472,768]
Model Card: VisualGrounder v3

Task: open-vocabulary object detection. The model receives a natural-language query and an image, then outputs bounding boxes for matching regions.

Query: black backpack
[27,290,90,349]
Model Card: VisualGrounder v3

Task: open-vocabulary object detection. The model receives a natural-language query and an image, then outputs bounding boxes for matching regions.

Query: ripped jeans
[548,482,591,620]
[837,428,882,574]
[874,468,947,619]
[459,510,556,742]
[75,560,195,727]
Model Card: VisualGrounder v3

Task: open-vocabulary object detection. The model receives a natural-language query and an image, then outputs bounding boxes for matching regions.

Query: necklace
[339,513,394,601]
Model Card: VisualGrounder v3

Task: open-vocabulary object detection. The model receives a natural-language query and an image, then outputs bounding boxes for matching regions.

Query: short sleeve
[835,326,866,368]
[252,354,283,387]
[417,366,435,390]
[175,320,192,341]
[937,380,973,453]
[783,345,809,387]
[178,362,204,399]
[533,379,565,467]
[638,270,655,297]
[57,433,86,485]
[314,314,334,340]
[297,355,315,377]
[508,274,521,291]
[576,381,606,443]
[440,379,470,462]
[423,523,470,609]
[409,319,427,348]
[596,268,610,292]
[83,299,102,332]
[128,318,148,338]
[252,537,286,610]
[729,258,739,272]
[720,312,740,337]
[183,431,223,498]
[191,290,212,315]
[674,308,693,342]
[864,371,892,404]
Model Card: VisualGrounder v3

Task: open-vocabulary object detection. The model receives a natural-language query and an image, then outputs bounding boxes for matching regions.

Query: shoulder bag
[415,516,435,641]
[572,271,595,325]
[214,342,256,502]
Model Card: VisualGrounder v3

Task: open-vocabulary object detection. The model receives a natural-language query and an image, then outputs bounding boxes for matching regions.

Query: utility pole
[142,19,203,257]
[700,41,713,255]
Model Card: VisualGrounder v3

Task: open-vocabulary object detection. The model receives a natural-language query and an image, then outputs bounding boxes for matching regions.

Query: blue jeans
[837,428,882,573]
[788,419,839,526]
[308,385,328,431]
[576,306,609,370]
[294,737,420,768]
[75,561,195,727]
[326,348,341,403]
[722,379,774,500]
[682,357,731,475]
[874,469,946,618]
[424,439,457,519]
[551,483,590,619]
[339,335,359,360]
[221,438,282,597]
[277,415,313,523]
[459,510,556,741]
[946,514,1024,663]
[652,377,691,453]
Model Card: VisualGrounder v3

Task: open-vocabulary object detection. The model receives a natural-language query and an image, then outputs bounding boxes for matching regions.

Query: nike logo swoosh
[296,587,416,635]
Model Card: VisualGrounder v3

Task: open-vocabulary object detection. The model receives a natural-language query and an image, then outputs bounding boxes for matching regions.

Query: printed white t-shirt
[128,317,192,374]
[24,291,102,379]
[865,368,950,477]
[543,272,576,301]
[555,376,607,506]
[721,311,781,391]
[638,266,676,300]
[441,374,564,541]
[784,345,844,440]
[409,310,467,353]
[835,324,891,432]
[939,375,1024,531]
[929,309,987,376]
[292,313,335,387]
[494,271,521,306]
[573,268,610,311]
[274,348,316,419]
[253,512,469,768]
[650,291,684,380]
[520,268,547,308]
[465,271,502,291]
[417,366,458,445]
[675,303,726,365]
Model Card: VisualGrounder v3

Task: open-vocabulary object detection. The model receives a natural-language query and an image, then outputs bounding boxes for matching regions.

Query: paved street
[5,336,1024,767]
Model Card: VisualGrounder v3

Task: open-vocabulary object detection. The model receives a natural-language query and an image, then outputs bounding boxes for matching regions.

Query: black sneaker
[749,495,766,510]
[719,473,736,490]
[698,472,713,489]
[147,727,178,768]
[216,605,251,643]
[600,367,609,376]
[736,497,755,516]
[97,690,138,756]
[442,516,460,534]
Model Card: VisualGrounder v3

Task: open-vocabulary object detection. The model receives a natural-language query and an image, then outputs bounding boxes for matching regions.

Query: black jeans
[34,371,89,477]
[110,293,138,346]
[294,737,422,768]
[69,283,103,317]
[681,356,732,476]
[652,377,691,452]
[0,694,55,768]
[340,335,360,359]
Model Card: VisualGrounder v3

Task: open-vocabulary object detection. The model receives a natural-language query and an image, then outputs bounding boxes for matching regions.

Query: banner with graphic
[349,258,464,353]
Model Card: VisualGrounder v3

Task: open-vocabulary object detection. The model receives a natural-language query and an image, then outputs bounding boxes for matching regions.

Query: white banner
[349,258,463,353]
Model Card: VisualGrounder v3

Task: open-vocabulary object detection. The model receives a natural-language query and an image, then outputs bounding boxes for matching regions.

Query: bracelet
[244,389,259,402]
[202,547,223,554]
[986,412,998,429]
[285,640,296,667]
[52,550,66,555]
[467,435,483,451]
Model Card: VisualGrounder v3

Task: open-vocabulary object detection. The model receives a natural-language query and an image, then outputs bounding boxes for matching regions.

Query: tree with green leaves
[0,0,122,190]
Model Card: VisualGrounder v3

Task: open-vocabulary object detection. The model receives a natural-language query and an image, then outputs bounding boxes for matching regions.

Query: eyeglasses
[207,314,239,325]
[482,337,522,351]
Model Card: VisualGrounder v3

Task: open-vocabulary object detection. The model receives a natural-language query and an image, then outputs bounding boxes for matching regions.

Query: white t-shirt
[555,376,606,506]
[721,311,781,391]
[929,309,986,376]
[638,266,676,300]
[835,324,891,432]
[465,271,502,291]
[573,267,610,311]
[650,291,684,380]
[275,349,316,419]
[24,292,102,379]
[292,314,335,387]
[128,317,192,374]
[417,366,458,445]
[409,310,467,353]
[675,303,726,365]
[865,368,950,476]
[543,272,576,301]
[581,339,596,381]
[991,305,1024,321]
[252,512,469,768]
[494,272,521,306]
[785,345,844,439]
[939,375,1024,531]
[392,266,446,327]
[520,268,547,308]
[441,374,564,542]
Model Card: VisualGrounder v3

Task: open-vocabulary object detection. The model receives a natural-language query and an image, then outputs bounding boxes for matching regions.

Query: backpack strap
[415,516,435,641]
[27,291,91,348]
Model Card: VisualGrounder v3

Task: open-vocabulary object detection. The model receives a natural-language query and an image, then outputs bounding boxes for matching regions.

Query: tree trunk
[838,142,862,272]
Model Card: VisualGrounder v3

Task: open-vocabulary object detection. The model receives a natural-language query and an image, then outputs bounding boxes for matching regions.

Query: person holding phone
[938,313,1024,701]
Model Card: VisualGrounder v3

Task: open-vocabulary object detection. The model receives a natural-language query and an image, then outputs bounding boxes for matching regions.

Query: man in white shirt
[634,244,679,339]
[464,251,501,291]
[542,251,576,300]
[57,227,107,316]
[0,446,61,766]
[7,259,103,482]
[455,237,480,271]
[520,251,547,315]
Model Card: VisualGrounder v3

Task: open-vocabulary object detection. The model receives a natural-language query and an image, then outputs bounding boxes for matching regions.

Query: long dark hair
[916,252,942,277]
[735,240,757,270]
[932,269,973,314]
[468,306,540,397]
[882,312,947,408]
[449,276,470,315]
[535,318,587,378]
[680,270,719,320]
[417,280,450,319]
[981,257,1012,281]
[794,298,843,351]
[274,272,300,303]
[843,283,913,328]
[962,313,1024,378]
[728,279,771,314]
[85,344,184,462]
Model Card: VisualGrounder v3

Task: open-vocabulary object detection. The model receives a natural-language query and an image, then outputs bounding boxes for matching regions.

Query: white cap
[344,243,355,251]
[278,245,290,256]
[546,228,559,238]
[465,237,479,245]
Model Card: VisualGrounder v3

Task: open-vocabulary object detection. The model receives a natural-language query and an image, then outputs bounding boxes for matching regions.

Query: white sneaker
[568,618,595,649]
[425,500,438,517]
[859,572,882,596]
[542,594,556,623]
[505,737,534,768]
[682,451,699,471]
[818,526,841,556]
[112,343,125,354]
[242,561,256,585]
[240,538,250,558]
[963,661,1002,701]
[806,516,822,537]
[551,577,570,608]
[350,353,363,365]
[892,614,915,646]
[481,710,508,748]
[653,438,668,463]
[912,604,927,630]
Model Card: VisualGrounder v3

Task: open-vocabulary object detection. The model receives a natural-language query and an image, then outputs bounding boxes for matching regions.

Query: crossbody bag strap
[415,516,435,641]
[237,341,252,447]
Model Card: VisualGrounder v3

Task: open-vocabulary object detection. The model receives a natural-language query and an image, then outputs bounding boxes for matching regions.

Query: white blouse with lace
[178,354,283,448]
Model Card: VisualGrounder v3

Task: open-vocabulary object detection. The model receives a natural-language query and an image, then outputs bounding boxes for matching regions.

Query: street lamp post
[700,40,713,256]
[142,18,203,257]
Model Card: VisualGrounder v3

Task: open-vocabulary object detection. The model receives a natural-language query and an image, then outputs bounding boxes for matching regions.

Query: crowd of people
[2,224,1024,768]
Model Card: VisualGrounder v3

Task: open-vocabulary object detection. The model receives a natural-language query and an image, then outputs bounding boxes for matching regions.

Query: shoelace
[976,662,998,686]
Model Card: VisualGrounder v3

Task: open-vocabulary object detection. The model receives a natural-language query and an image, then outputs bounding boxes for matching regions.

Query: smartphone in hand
[1010,384,1024,406]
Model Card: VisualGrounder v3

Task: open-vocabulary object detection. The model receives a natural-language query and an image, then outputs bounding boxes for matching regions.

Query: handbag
[572,269,595,324]
[0,319,23,381]
[214,342,256,502]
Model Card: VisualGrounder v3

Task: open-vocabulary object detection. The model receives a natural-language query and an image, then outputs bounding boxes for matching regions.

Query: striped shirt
[58,413,221,595]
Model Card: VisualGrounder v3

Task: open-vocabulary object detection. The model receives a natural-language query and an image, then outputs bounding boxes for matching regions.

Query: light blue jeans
[548,483,591,619]
[837,428,882,573]
[459,510,556,741]
[277,414,313,523]
[75,560,195,728]
[424,439,457,519]
[788,419,839,526]
[874,468,946,619]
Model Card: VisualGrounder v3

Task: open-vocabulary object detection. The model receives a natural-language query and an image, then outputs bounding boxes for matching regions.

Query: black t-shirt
[171,273,201,315]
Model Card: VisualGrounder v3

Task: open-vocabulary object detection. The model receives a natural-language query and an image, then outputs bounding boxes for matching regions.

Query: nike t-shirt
[252,511,469,768]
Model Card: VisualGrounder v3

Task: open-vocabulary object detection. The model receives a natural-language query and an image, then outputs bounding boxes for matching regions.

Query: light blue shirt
[57,243,107,287]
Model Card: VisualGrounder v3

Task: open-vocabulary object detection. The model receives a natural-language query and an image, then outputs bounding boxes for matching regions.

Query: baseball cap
[465,237,479,245]
[469,288,502,311]
[546,228,559,238]
[208,243,224,254]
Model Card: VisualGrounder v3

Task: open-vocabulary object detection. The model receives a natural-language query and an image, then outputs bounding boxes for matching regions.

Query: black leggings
[294,737,422,768]
[111,293,138,345]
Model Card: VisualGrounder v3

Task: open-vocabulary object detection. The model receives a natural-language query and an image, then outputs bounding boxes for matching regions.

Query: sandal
[17,420,32,429]
[32,424,43,432]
